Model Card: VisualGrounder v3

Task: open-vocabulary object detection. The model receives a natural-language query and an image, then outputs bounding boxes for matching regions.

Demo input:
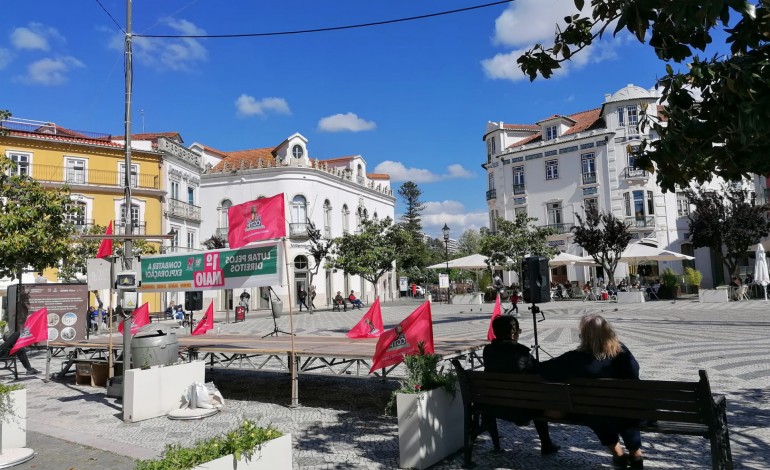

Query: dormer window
[292,145,304,159]
[545,125,558,141]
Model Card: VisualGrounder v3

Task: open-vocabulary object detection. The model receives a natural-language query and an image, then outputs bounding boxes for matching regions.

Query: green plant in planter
[385,342,457,415]
[660,268,680,299]
[0,383,24,422]
[135,420,282,470]
[684,267,703,287]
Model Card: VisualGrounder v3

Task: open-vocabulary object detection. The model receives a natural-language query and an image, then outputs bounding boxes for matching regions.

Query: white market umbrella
[754,243,769,301]
[549,252,584,266]
[619,242,695,265]
[426,253,492,270]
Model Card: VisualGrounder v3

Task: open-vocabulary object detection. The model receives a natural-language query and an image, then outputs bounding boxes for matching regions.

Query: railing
[357,176,365,185]
[486,189,497,200]
[216,227,229,239]
[0,118,112,140]
[513,184,525,195]
[289,222,310,238]
[33,164,160,189]
[168,198,201,221]
[70,219,95,233]
[582,172,597,185]
[113,221,147,235]
[544,223,572,234]
[625,216,655,228]
[621,167,650,179]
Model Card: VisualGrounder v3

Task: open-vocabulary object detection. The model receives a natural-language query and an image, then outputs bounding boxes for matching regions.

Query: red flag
[347,298,384,339]
[96,221,114,258]
[118,302,150,335]
[487,294,503,341]
[228,193,286,248]
[192,301,215,336]
[11,307,48,354]
[369,301,434,374]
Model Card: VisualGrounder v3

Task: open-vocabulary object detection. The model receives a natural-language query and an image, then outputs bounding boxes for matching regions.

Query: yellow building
[0,117,166,312]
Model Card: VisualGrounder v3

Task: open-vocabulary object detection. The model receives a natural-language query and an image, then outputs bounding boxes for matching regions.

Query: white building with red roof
[192,132,396,313]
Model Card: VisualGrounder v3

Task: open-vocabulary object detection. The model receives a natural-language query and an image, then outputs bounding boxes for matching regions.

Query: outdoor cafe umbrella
[754,243,769,301]
[426,253,490,270]
[619,241,695,265]
[549,252,585,266]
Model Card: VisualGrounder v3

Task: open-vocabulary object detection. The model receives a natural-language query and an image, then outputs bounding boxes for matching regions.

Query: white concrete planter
[699,288,729,303]
[192,434,292,470]
[617,291,645,303]
[124,360,205,422]
[452,293,484,305]
[1,389,26,449]
[397,387,463,469]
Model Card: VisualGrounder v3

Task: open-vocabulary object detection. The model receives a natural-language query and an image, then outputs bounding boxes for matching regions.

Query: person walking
[309,286,317,309]
[298,288,309,312]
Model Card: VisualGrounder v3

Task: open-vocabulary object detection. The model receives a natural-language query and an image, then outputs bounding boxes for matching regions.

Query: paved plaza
[9,297,770,469]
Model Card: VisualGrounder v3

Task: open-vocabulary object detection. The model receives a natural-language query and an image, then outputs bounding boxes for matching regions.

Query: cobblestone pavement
[9,296,770,469]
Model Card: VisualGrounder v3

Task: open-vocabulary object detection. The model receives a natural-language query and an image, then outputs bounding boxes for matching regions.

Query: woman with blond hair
[540,314,643,469]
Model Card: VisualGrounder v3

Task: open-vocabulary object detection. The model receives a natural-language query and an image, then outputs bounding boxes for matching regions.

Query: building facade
[193,132,396,313]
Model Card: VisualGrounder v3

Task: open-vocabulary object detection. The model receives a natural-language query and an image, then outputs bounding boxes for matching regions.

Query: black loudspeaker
[521,256,551,304]
[185,291,203,311]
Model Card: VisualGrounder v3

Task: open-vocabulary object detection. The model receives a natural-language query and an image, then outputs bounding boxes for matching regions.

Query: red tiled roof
[211,147,276,171]
[506,108,604,149]
[114,132,183,142]
[536,114,577,125]
[319,156,356,165]
[7,130,124,148]
[367,173,390,180]
[200,145,230,159]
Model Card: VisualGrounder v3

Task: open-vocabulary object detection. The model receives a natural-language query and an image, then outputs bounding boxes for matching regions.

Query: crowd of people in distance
[484,313,644,469]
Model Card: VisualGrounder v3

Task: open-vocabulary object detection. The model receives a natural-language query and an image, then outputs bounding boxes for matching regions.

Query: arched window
[342,204,350,234]
[355,207,362,231]
[65,200,87,230]
[219,199,232,230]
[294,255,308,270]
[357,164,363,176]
[323,200,332,237]
[291,195,307,224]
[373,211,378,221]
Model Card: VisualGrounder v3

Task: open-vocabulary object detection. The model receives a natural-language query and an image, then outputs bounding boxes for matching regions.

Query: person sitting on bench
[0,331,40,375]
[539,314,643,469]
[484,315,559,455]
[348,290,364,309]
[333,291,347,311]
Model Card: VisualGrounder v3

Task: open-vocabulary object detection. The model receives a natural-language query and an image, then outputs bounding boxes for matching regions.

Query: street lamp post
[442,224,450,304]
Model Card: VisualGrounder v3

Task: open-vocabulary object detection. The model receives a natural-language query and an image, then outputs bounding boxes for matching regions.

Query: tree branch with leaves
[479,214,557,282]
[571,209,631,283]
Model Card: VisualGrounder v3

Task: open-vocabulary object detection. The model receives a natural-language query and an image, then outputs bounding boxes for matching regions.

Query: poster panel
[17,284,89,343]
[139,243,282,292]
[399,276,408,292]
[439,273,449,289]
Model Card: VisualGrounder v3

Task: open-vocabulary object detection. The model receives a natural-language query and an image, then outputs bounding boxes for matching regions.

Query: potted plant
[0,383,35,466]
[684,267,703,294]
[135,420,291,470]
[660,268,680,299]
[387,342,463,470]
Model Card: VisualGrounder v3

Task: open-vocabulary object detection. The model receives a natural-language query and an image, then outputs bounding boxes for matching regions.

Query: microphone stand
[263,286,293,338]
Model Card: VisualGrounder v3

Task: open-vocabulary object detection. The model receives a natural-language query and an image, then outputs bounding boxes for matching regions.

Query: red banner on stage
[96,221,113,258]
[228,193,286,249]
[347,298,383,338]
[487,294,502,341]
[369,301,434,373]
[118,302,150,335]
[192,301,214,336]
[11,307,47,355]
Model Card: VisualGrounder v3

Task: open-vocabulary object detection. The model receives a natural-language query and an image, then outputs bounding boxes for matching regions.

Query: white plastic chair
[739,285,750,301]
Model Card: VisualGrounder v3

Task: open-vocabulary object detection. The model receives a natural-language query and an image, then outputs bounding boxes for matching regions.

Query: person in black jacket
[483,315,559,455]
[539,314,644,469]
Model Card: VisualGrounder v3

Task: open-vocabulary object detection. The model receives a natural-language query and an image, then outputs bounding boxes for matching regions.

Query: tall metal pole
[445,241,449,304]
[121,0,134,414]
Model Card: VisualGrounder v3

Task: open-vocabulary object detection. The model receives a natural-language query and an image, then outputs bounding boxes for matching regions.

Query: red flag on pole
[118,302,150,335]
[11,307,48,355]
[192,301,214,336]
[96,221,114,258]
[347,297,383,338]
[227,193,286,249]
[487,294,503,341]
[369,301,434,374]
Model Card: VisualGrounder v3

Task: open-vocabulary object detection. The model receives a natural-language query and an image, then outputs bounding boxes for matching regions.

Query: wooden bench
[451,360,733,470]
[0,356,18,380]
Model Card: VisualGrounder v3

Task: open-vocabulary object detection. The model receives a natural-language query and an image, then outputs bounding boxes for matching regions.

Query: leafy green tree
[686,185,770,279]
[457,229,482,256]
[329,217,409,299]
[571,210,631,284]
[0,156,75,279]
[202,233,227,250]
[479,214,557,282]
[0,110,10,136]
[59,224,108,281]
[516,0,770,191]
[397,181,430,271]
[305,222,334,313]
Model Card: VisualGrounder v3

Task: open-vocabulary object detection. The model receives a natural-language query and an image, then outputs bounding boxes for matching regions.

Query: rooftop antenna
[141,108,145,133]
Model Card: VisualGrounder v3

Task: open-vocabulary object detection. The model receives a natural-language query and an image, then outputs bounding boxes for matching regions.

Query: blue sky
[2,1,684,237]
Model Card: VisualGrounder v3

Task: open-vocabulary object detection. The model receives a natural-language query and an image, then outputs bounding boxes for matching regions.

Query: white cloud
[317,112,376,132]
[0,48,12,70]
[235,95,291,116]
[117,18,208,71]
[10,23,64,51]
[16,56,84,86]
[483,0,620,81]
[373,161,475,183]
[404,200,488,237]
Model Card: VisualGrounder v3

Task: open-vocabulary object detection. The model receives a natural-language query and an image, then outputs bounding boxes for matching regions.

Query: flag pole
[108,257,114,377]
[282,237,298,407]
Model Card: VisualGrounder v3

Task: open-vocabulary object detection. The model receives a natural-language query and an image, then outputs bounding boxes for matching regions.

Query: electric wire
[94,0,125,34]
[135,0,514,39]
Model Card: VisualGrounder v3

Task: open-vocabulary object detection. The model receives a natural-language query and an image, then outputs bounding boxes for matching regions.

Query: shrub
[683,267,703,286]
[0,383,24,421]
[385,342,457,415]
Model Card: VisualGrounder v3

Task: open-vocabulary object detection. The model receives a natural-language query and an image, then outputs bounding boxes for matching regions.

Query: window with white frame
[513,166,524,186]
[489,210,499,232]
[514,206,527,218]
[323,200,332,236]
[118,163,138,188]
[7,152,30,176]
[617,107,625,126]
[547,202,563,225]
[627,105,639,127]
[219,199,232,229]
[584,197,598,215]
[581,153,596,184]
[676,193,691,218]
[65,200,87,228]
[488,172,495,190]
[170,181,180,200]
[120,203,140,228]
[647,190,655,215]
[187,187,195,205]
[545,125,558,141]
[65,157,86,184]
[342,204,350,233]
[170,226,180,247]
[624,190,654,221]
[187,231,195,249]
[291,195,307,224]
[545,159,559,180]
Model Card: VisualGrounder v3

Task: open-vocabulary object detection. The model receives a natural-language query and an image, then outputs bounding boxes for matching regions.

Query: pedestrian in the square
[298,288,309,311]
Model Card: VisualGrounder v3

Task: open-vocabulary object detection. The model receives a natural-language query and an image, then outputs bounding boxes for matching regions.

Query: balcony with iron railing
[168,198,201,222]
[70,219,96,233]
[625,215,655,228]
[513,184,526,195]
[113,220,147,235]
[582,172,597,185]
[486,189,497,200]
[215,227,229,239]
[621,167,650,182]
[289,222,310,239]
[544,223,573,235]
[33,164,160,189]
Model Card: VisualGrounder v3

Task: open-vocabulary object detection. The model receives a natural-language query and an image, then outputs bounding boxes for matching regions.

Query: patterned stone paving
[8,297,770,469]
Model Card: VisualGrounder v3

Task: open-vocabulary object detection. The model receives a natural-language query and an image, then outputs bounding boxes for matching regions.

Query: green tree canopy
[396,181,430,271]
[457,229,482,257]
[305,221,335,313]
[517,0,770,191]
[686,185,770,278]
[479,214,557,282]
[329,217,409,299]
[571,209,631,283]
